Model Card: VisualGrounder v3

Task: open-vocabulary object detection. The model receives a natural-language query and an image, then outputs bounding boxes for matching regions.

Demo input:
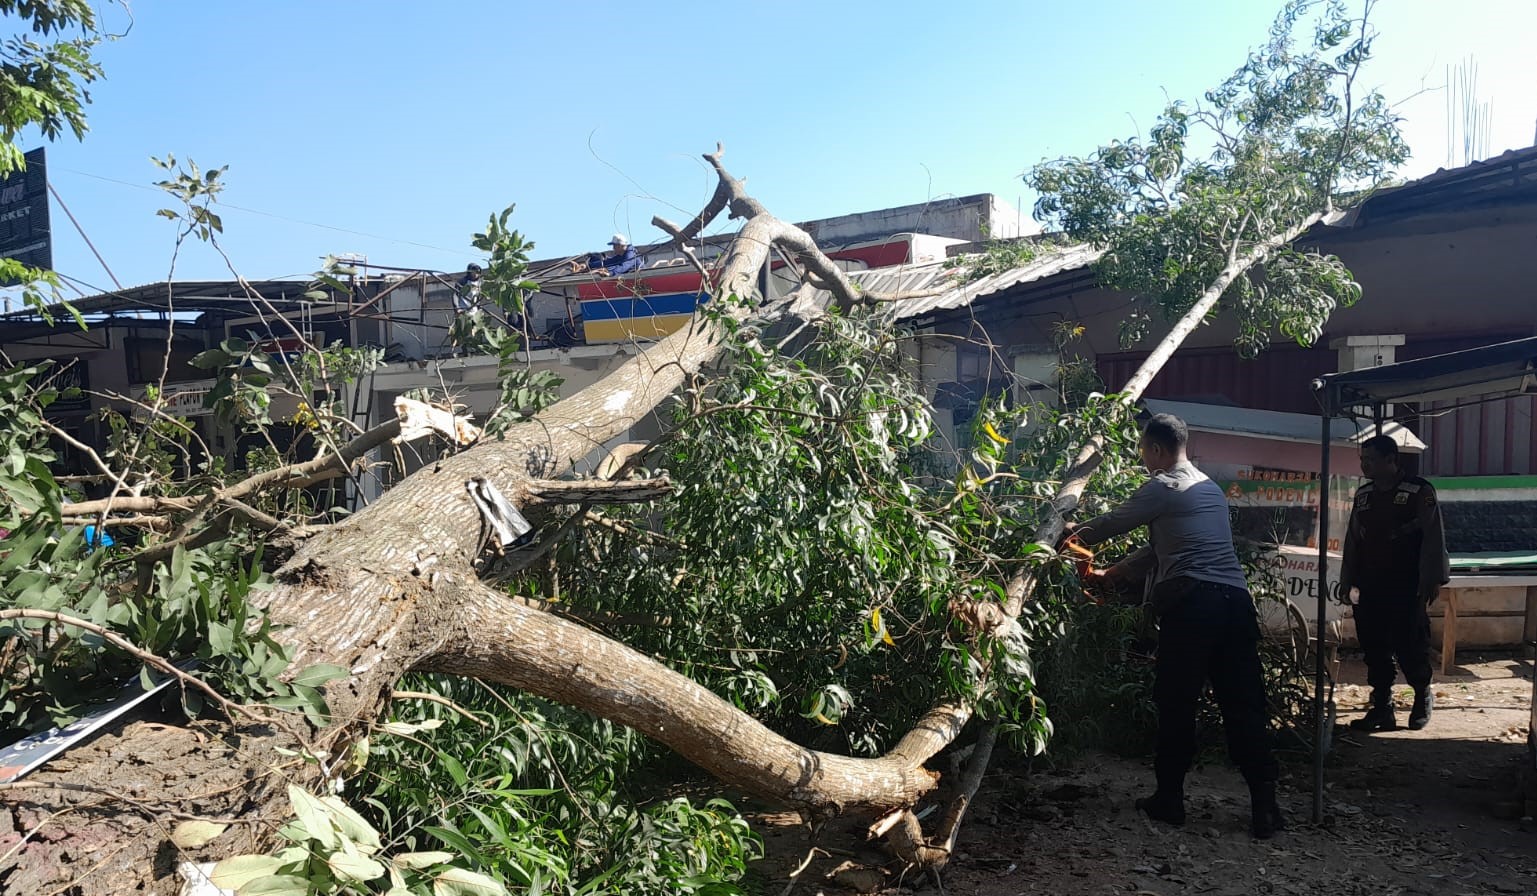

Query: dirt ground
[755,652,1537,896]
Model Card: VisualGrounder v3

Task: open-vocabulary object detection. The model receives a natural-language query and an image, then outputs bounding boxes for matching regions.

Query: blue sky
[7,0,1537,294]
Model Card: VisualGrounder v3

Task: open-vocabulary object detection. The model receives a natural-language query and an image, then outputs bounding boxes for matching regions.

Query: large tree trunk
[0,150,958,895]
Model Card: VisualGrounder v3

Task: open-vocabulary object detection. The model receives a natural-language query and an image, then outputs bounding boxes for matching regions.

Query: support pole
[1313,408,1333,824]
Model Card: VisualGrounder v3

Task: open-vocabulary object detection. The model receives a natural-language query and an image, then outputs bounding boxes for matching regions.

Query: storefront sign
[0,147,52,282]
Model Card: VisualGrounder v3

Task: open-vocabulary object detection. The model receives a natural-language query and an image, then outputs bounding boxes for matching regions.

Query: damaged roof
[869,243,1105,322]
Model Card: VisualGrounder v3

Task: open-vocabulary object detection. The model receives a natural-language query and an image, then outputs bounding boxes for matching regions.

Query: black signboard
[1,147,53,284]
[43,356,92,412]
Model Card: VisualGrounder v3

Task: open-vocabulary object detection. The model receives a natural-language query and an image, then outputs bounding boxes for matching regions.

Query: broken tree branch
[421,577,942,811]
[523,476,671,505]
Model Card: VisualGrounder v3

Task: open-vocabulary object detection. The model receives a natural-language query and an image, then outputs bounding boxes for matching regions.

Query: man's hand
[594,267,610,276]
[1079,567,1110,599]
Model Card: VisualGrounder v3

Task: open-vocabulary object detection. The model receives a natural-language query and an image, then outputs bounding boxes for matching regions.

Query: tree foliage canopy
[1029,0,1407,356]
[1,0,105,174]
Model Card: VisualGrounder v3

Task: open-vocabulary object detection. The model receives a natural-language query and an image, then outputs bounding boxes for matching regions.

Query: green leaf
[190,349,229,370]
[437,752,469,788]
[206,621,234,655]
[422,825,477,856]
[208,855,284,890]
[290,663,349,688]
[170,819,228,849]
[319,794,382,851]
[238,874,313,896]
[433,867,508,896]
[378,719,444,736]
[274,683,330,727]
[327,851,386,882]
[392,851,455,869]
[285,784,338,850]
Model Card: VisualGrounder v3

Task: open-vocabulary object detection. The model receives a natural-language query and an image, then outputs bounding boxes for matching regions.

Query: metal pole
[48,183,123,290]
[1313,409,1332,824]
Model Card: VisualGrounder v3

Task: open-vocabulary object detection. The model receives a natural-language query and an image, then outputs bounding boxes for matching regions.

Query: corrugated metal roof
[842,262,951,308]
[0,279,319,322]
[831,243,1104,323]
[890,243,1103,320]
[1144,398,1426,450]
[1378,144,1537,195]
[1319,145,1537,229]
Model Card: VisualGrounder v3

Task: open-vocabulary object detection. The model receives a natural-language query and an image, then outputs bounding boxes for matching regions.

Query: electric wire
[59,167,472,257]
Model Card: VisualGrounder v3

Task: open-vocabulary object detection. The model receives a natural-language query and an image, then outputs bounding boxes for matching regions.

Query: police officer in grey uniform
[1339,434,1449,732]
[1069,413,1283,839]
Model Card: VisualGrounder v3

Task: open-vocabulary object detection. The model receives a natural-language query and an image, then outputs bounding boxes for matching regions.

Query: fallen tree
[0,2,1407,892]
[0,146,949,892]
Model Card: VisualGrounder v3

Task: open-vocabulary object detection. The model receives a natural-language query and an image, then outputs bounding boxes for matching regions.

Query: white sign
[131,380,216,418]
[164,388,212,417]
[1257,545,1348,635]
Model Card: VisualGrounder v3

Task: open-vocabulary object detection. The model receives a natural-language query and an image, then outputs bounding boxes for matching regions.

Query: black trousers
[1153,579,1278,789]
[1353,591,1432,695]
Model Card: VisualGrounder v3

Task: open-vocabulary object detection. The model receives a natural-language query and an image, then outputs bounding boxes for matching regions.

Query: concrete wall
[801,193,1026,246]
[522,193,1029,274]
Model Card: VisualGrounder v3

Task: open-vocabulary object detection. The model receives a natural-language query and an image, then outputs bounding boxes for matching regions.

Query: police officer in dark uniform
[1339,434,1449,731]
[1069,414,1283,838]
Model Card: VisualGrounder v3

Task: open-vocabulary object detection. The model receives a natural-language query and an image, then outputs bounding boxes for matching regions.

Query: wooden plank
[1525,585,1537,653]
[1441,589,1459,675]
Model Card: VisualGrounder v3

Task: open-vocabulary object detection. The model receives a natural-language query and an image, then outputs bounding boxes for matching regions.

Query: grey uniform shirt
[1076,460,1248,592]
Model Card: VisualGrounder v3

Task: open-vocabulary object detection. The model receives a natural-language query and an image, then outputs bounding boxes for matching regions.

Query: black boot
[1408,689,1433,730]
[1139,763,1187,825]
[1349,691,1397,732]
[1136,790,1186,826]
[1248,780,1284,839]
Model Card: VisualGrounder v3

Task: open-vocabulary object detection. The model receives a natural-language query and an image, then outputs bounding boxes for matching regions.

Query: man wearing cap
[1339,434,1449,732]
[573,234,642,277]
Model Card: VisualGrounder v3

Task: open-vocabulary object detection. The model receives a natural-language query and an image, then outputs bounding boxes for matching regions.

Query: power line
[59,167,473,257]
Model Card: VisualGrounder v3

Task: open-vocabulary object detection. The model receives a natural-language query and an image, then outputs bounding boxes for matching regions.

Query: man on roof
[572,234,642,277]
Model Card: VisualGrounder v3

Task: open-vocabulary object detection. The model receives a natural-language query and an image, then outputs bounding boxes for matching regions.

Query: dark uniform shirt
[1077,460,1249,594]
[1339,475,1450,601]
